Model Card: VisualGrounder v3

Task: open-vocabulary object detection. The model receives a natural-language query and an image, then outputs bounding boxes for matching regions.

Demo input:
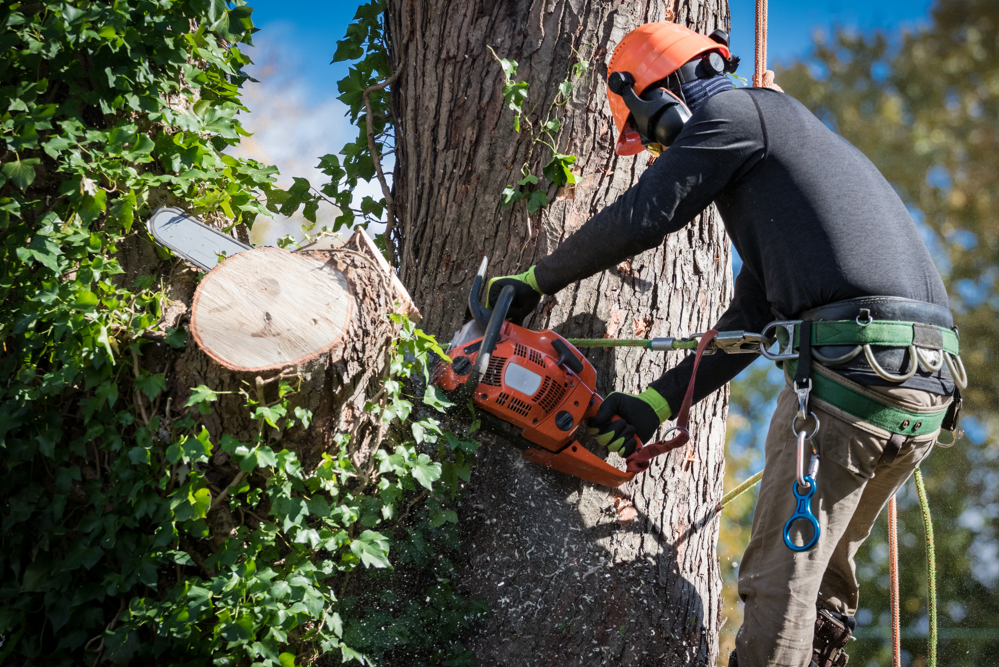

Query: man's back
[711,88,949,318]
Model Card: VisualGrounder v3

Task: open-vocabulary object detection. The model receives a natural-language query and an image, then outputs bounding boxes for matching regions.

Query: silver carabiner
[759,320,802,361]
[791,413,820,490]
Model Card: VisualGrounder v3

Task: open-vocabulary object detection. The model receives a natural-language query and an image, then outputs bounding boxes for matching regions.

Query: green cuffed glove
[587,388,672,457]
[486,265,544,325]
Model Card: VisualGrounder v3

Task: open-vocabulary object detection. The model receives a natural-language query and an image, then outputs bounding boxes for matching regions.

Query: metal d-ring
[864,344,918,382]
[660,425,689,442]
[944,352,968,390]
[856,312,874,327]
[812,345,863,365]
[915,347,944,373]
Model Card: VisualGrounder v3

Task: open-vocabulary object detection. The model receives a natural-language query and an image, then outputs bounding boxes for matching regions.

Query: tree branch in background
[363,59,405,269]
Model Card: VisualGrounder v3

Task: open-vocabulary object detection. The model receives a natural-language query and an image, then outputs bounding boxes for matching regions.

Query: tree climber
[488,22,963,667]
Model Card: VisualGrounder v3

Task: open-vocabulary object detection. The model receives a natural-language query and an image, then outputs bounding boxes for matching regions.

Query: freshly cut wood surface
[191,247,352,372]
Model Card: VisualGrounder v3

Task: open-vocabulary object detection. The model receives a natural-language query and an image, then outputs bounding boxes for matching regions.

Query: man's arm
[649,266,774,415]
[533,90,765,294]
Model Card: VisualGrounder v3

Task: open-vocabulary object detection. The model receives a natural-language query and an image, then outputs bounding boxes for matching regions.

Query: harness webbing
[787,320,960,355]
[784,360,949,437]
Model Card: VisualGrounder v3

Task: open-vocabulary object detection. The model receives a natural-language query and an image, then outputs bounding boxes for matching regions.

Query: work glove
[587,388,672,457]
[486,265,543,325]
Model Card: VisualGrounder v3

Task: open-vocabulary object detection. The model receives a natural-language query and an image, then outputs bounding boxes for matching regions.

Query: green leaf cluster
[0,1,484,665]
[493,49,588,214]
[312,0,394,241]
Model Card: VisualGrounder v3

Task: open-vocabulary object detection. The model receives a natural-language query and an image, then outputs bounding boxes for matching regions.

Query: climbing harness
[577,297,960,660]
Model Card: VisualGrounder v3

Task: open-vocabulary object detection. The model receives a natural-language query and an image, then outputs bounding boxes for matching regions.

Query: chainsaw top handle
[468,282,515,386]
[469,256,493,329]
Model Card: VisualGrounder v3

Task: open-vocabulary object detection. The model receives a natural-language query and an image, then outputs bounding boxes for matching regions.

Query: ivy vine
[0,2,483,666]
[490,47,590,214]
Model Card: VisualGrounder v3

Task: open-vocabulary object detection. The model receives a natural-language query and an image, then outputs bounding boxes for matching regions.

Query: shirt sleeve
[534,89,766,295]
[649,265,775,414]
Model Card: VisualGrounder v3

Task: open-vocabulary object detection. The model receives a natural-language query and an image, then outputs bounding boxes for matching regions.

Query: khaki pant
[735,365,951,667]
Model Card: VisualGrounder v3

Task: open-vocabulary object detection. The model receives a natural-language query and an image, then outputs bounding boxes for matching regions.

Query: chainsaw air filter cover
[435,322,599,454]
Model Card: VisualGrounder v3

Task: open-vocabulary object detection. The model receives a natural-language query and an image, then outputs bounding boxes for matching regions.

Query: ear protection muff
[608,71,692,149]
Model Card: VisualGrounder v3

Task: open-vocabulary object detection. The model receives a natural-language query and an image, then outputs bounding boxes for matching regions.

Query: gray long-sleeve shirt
[534,87,951,413]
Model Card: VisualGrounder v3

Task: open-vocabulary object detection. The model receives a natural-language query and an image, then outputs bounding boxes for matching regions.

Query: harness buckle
[794,377,812,421]
[759,320,802,360]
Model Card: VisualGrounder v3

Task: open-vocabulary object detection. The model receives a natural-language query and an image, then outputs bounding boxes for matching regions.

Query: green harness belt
[779,319,958,437]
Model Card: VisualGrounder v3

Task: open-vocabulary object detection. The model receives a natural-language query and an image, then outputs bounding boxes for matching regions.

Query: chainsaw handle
[468,257,493,329]
[469,284,514,386]
[585,396,645,462]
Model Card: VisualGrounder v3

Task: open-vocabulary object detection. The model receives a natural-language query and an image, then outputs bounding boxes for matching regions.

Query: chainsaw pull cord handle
[469,284,515,387]
[625,329,719,473]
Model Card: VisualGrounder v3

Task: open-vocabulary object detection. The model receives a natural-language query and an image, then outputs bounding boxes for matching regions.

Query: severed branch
[362,59,405,269]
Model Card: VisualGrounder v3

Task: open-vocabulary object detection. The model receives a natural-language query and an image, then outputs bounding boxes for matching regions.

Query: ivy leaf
[410,453,441,490]
[278,653,297,667]
[501,186,521,206]
[497,57,518,80]
[185,384,219,407]
[501,80,529,114]
[253,404,288,428]
[350,530,391,569]
[73,289,99,311]
[294,406,312,429]
[558,81,573,99]
[543,153,577,187]
[526,190,548,215]
[191,487,211,520]
[135,373,166,401]
[517,172,539,187]
[165,326,187,349]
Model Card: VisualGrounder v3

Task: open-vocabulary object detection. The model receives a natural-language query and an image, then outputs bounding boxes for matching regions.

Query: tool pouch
[812,608,855,667]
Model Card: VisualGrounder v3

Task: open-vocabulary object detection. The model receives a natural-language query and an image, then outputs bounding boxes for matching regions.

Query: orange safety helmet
[607,23,733,155]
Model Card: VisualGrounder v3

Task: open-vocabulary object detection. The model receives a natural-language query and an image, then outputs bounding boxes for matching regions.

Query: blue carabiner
[783,476,820,552]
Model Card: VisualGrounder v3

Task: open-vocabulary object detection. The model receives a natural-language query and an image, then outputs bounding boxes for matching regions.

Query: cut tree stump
[191,246,354,373]
[173,234,412,473]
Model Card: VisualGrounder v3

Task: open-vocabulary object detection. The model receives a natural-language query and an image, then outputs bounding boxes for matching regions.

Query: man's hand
[487,266,543,325]
[587,388,672,457]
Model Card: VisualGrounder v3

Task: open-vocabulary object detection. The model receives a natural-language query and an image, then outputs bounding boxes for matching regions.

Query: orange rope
[888,495,902,667]
[753,0,783,91]
[754,0,767,87]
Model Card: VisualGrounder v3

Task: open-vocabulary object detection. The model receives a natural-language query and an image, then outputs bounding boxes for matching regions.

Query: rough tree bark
[387,1,734,665]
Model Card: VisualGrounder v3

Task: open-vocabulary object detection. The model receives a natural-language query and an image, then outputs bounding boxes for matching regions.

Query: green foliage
[0,1,484,665]
[490,47,589,213]
[313,0,395,244]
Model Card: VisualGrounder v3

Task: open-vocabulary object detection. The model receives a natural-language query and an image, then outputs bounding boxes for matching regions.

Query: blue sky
[243,0,935,104]
[232,0,935,244]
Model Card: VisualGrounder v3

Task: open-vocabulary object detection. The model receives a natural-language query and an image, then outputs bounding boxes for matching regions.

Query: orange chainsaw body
[435,321,636,487]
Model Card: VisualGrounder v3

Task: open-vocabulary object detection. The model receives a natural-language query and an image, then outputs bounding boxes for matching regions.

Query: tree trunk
[387,1,733,665]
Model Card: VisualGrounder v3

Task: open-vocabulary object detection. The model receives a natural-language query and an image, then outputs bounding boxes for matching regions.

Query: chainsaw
[432,258,669,488]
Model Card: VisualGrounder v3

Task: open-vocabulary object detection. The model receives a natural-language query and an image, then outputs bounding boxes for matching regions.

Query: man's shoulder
[696,86,764,121]
[699,86,798,113]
